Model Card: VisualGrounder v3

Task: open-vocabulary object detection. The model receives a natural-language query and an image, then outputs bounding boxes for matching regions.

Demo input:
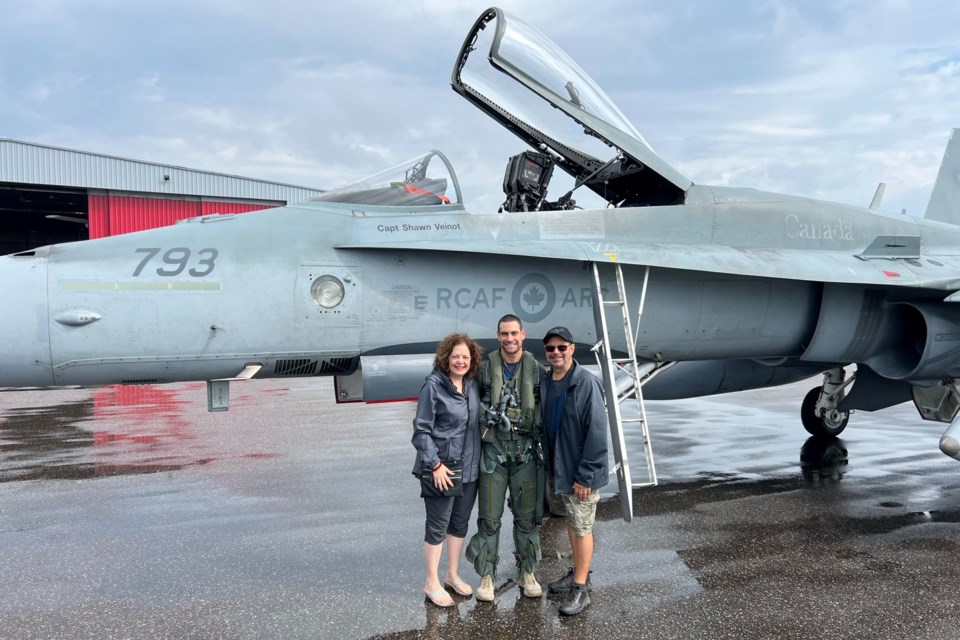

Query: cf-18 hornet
[3,7,960,520]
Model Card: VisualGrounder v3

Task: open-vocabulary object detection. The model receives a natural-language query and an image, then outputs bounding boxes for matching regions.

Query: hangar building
[0,138,324,255]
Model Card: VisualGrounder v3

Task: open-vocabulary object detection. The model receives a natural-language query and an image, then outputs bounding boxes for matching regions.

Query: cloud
[1,0,958,217]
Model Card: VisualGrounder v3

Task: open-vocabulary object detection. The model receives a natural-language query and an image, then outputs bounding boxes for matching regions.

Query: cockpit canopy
[311,150,462,207]
[452,7,691,207]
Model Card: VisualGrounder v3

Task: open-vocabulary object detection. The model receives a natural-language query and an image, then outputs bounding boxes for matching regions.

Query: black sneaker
[548,568,591,594]
[558,583,590,616]
[548,568,574,593]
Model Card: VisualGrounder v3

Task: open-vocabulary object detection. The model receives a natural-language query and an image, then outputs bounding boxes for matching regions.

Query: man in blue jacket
[540,326,608,616]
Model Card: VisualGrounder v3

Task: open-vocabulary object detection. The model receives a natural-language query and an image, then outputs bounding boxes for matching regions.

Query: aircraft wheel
[801,387,849,437]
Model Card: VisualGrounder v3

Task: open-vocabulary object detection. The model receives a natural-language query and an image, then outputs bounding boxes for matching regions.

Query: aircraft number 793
[132,247,219,277]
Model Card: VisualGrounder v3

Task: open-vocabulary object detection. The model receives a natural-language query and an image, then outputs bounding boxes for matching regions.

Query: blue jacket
[540,361,609,493]
[411,368,481,483]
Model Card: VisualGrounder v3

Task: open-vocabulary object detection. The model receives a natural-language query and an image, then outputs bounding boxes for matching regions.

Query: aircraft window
[494,13,649,147]
[310,150,462,207]
[452,8,690,207]
[459,16,616,167]
[311,179,450,207]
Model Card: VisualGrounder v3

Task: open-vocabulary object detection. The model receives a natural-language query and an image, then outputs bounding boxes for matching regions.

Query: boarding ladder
[590,262,663,523]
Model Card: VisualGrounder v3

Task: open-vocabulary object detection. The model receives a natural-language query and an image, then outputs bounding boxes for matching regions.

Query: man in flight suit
[467,314,547,601]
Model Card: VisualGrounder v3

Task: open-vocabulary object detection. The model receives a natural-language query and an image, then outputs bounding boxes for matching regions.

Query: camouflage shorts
[560,489,600,536]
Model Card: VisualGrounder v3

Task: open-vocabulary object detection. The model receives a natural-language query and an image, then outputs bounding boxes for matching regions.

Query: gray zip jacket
[540,360,609,493]
[411,368,481,482]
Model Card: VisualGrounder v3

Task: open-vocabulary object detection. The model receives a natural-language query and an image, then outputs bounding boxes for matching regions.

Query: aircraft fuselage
[1,192,947,391]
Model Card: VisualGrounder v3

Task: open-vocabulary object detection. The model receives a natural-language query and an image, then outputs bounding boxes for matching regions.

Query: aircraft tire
[801,386,849,437]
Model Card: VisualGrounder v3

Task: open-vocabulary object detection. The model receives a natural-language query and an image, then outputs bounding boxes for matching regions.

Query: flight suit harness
[487,349,541,442]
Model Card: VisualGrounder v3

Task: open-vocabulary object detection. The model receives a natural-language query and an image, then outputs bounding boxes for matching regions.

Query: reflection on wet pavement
[0,399,94,481]
[0,383,275,482]
[800,436,849,482]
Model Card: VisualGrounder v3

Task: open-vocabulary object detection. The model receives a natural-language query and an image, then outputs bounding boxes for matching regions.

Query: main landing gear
[801,368,852,437]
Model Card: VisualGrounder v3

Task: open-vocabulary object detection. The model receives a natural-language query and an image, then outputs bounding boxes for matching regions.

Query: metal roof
[0,138,324,204]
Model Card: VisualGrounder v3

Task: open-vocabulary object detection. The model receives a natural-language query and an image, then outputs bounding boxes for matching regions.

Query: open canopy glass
[452,8,690,207]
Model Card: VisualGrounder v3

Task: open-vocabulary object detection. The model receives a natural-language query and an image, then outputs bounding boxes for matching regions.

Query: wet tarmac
[2,378,959,639]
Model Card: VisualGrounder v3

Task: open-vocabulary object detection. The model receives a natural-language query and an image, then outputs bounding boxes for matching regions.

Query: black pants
[423,480,478,545]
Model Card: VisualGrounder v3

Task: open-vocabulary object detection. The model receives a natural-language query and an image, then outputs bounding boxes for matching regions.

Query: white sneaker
[476,575,494,602]
[519,571,542,598]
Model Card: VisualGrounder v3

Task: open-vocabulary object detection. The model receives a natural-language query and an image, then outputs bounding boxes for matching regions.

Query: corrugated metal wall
[0,138,324,203]
[89,194,273,239]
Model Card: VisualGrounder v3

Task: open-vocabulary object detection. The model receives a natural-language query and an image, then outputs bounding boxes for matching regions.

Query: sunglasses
[544,344,570,353]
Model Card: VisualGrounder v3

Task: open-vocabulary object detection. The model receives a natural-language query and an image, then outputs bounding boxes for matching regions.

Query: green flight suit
[466,350,545,578]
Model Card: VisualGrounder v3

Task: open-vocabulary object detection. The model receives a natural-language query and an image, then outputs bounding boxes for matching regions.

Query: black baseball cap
[543,326,574,343]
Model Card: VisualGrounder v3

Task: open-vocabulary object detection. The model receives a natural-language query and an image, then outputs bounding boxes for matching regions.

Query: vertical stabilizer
[870,182,886,209]
[925,128,960,224]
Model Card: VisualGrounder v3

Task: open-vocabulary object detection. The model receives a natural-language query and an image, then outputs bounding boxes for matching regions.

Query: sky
[2,0,959,215]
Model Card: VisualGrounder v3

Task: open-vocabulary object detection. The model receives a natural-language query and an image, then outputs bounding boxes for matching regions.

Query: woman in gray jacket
[412,333,482,607]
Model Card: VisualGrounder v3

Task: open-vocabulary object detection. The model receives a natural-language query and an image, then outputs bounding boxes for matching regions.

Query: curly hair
[433,333,482,379]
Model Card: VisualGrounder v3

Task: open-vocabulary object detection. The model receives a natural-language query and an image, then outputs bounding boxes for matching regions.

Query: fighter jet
[3,7,960,505]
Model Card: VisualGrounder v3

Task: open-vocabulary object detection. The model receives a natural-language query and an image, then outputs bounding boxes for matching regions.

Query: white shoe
[519,571,542,598]
[476,575,494,602]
